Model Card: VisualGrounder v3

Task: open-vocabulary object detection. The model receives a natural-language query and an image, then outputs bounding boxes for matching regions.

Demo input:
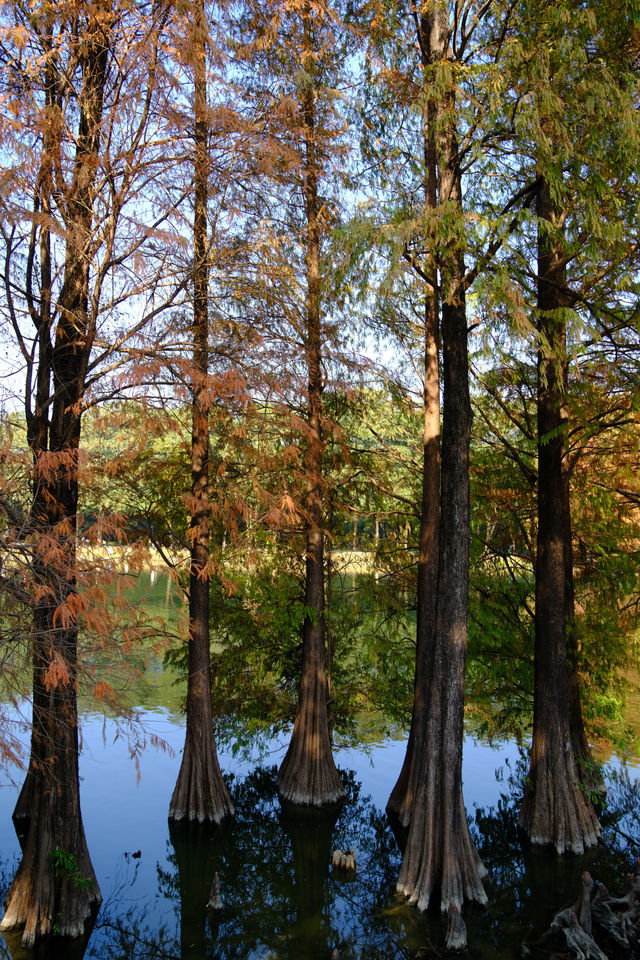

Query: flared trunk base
[2,782,101,947]
[397,794,487,914]
[277,728,345,807]
[519,737,600,854]
[169,728,234,824]
[277,662,344,807]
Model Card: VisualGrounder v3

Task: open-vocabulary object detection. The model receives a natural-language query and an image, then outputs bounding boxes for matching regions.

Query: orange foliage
[43,654,71,691]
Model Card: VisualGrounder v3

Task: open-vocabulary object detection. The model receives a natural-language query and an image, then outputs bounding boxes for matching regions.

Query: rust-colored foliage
[0,0,191,944]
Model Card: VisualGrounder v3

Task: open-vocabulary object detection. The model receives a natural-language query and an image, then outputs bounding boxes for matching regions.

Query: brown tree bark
[518,177,600,853]
[277,1,344,807]
[169,0,233,824]
[2,612,100,947]
[12,32,56,832]
[396,283,487,914]
[2,6,110,943]
[562,391,604,798]
[394,2,486,916]
[387,55,440,827]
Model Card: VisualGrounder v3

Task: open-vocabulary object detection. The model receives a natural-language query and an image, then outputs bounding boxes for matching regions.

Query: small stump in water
[332,849,356,874]
[206,872,222,912]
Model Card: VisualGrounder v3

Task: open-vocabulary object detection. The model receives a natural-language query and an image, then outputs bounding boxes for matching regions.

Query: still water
[0,575,639,959]
[1,708,639,959]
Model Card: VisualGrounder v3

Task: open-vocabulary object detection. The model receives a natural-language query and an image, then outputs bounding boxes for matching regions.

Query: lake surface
[0,574,639,959]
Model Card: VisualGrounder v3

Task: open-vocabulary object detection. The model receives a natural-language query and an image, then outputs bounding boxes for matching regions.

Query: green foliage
[467,556,535,743]
[467,341,640,751]
[162,530,415,754]
[79,403,192,547]
[49,849,94,890]
[208,545,307,733]
[326,569,415,739]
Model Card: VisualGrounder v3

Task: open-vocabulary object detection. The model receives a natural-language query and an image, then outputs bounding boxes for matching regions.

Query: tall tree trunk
[562,389,603,798]
[387,71,440,826]
[1,7,110,942]
[395,3,486,919]
[277,2,344,807]
[12,36,56,832]
[170,0,233,824]
[518,177,600,853]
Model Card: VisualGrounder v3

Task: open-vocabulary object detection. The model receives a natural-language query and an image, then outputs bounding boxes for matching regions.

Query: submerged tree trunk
[387,80,440,827]
[6,421,102,942]
[170,0,233,824]
[6,405,102,942]
[395,2,486,917]
[277,2,344,807]
[2,615,101,947]
[396,292,487,915]
[518,177,600,853]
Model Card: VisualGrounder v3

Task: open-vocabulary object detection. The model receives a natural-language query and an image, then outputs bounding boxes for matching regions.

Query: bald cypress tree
[0,0,182,940]
[514,0,640,852]
[227,0,353,807]
[518,177,601,853]
[169,0,234,826]
[274,0,346,808]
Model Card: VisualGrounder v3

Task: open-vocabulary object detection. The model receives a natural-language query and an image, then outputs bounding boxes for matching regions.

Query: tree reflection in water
[2,762,639,959]
[82,765,411,960]
[465,759,640,958]
[166,819,230,960]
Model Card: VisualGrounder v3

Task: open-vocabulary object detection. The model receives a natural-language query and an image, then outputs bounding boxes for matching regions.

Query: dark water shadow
[277,800,342,959]
[1,929,94,960]
[167,818,232,960]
